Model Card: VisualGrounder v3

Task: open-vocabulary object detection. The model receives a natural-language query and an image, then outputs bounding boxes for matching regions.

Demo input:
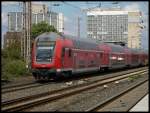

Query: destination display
[37,41,55,46]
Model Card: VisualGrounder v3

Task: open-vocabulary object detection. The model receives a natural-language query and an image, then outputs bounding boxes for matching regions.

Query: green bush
[3,42,22,59]
[2,42,29,80]
[2,58,28,80]
[7,60,26,75]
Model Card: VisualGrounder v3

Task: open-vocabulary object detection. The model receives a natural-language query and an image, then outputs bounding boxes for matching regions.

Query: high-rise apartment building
[86,8,143,49]
[8,4,64,33]
[128,11,142,49]
[4,32,22,48]
[31,12,64,32]
[5,4,64,49]
[32,3,48,13]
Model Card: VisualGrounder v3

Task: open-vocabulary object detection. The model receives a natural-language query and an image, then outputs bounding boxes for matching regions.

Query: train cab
[31,32,63,80]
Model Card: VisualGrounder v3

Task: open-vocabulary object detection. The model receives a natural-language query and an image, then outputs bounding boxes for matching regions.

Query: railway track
[2,82,35,89]
[2,82,48,94]
[86,80,148,112]
[1,67,147,94]
[1,69,148,112]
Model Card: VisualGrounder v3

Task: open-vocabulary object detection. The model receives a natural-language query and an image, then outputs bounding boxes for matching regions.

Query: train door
[73,51,77,71]
[128,52,132,66]
[62,48,73,69]
[110,52,117,66]
[101,51,109,66]
[125,53,128,65]
[126,53,130,66]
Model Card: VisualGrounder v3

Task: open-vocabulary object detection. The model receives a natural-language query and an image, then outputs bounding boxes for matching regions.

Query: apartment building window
[17,13,22,31]
[9,13,16,31]
[32,14,36,24]
[37,13,43,23]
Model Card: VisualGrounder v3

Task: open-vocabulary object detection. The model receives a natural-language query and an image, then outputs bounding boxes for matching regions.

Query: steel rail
[2,69,148,112]
[86,79,148,111]
[2,82,35,89]
[2,68,147,107]
[2,67,147,94]
[2,82,49,94]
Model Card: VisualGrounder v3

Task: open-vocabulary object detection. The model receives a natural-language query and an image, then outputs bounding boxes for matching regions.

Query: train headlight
[57,69,61,72]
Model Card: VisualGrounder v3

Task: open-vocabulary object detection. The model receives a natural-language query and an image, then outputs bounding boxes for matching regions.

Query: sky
[1,1,149,50]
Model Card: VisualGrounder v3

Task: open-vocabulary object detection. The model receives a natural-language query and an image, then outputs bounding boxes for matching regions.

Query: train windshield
[36,41,55,63]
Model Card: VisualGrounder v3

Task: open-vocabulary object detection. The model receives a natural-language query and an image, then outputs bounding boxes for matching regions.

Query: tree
[31,21,58,39]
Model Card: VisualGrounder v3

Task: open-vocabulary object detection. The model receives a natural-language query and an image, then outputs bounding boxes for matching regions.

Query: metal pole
[26,2,32,69]
[26,2,28,66]
[26,2,29,67]
[28,1,31,68]
[78,16,80,38]
[21,11,23,57]
[23,2,26,60]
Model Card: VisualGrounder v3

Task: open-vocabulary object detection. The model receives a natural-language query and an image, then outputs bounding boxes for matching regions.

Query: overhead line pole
[23,2,26,60]
[78,16,81,38]
[27,1,32,69]
[22,2,32,69]
[20,3,23,57]
[26,2,29,66]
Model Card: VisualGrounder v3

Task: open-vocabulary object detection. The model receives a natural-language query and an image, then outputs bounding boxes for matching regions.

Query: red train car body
[31,32,148,80]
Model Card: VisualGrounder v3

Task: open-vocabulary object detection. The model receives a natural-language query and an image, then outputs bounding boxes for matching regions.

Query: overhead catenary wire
[62,2,82,11]
[62,2,83,38]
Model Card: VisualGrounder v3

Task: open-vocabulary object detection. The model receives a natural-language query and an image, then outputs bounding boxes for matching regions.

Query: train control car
[31,32,148,80]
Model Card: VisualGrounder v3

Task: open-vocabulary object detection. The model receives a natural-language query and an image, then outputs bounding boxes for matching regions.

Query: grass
[128,74,142,82]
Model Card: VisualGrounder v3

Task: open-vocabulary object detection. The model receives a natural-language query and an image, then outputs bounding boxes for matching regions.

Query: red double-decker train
[31,32,148,80]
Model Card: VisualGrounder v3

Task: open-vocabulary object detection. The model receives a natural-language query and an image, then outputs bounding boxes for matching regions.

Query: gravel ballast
[25,71,148,111]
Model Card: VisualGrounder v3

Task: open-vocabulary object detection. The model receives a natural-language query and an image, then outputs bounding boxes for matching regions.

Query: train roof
[103,41,126,47]
[105,43,125,53]
[36,32,60,41]
[36,32,101,50]
[36,32,100,44]
[61,34,100,45]
[61,33,101,50]
[36,32,149,54]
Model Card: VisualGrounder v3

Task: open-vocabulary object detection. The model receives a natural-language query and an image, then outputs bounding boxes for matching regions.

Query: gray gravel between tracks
[25,70,148,111]
[2,76,34,87]
[2,67,147,102]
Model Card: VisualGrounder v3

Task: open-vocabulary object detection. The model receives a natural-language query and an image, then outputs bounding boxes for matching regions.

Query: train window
[100,53,103,58]
[62,48,65,57]
[97,54,99,57]
[68,49,72,57]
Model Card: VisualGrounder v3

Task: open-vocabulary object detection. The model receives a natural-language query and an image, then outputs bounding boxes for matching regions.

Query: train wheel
[32,73,38,81]
[53,73,60,81]
[104,67,108,71]
[63,71,72,78]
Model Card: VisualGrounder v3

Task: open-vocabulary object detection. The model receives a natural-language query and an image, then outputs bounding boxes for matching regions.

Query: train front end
[31,32,62,80]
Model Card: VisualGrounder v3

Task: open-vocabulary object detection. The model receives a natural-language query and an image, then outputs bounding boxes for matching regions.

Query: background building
[86,8,143,49]
[8,3,64,33]
[128,11,142,49]
[8,11,64,33]
[8,12,23,32]
[5,4,64,49]
[4,32,22,48]
[32,3,48,14]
